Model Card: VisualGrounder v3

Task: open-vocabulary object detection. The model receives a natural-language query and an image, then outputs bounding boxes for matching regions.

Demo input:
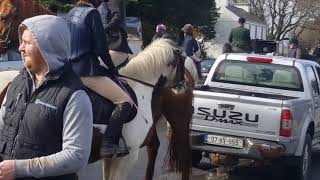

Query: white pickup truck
[191,54,320,180]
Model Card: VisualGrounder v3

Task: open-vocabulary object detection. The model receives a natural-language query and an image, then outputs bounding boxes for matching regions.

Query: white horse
[78,38,186,180]
[110,47,199,85]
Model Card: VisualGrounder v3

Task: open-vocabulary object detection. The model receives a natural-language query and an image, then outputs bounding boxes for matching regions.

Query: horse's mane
[120,38,177,80]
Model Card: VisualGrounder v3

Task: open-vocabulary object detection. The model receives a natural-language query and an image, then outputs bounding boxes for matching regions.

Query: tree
[249,0,318,41]
[127,0,219,45]
[39,0,75,11]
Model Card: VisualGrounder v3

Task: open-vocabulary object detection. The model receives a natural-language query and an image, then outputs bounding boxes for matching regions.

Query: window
[255,26,258,39]
[315,67,320,79]
[212,60,303,91]
[262,28,267,40]
[306,67,319,96]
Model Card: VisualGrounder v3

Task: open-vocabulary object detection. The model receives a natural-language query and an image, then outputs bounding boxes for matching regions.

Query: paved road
[128,119,320,180]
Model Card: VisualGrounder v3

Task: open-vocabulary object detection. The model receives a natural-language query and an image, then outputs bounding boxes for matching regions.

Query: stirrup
[103,136,130,159]
[116,136,130,157]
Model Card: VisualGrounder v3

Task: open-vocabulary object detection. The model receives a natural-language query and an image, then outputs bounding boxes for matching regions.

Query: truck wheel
[290,133,312,180]
[192,149,202,167]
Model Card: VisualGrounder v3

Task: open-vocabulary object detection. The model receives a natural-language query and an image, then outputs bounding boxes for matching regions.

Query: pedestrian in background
[228,17,252,53]
[287,37,302,59]
[152,24,167,41]
[181,23,202,78]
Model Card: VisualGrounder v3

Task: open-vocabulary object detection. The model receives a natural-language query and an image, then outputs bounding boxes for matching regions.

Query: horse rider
[97,0,133,68]
[181,23,202,78]
[152,24,167,41]
[228,17,252,53]
[287,37,302,59]
[0,15,92,180]
[66,0,132,158]
[0,0,22,61]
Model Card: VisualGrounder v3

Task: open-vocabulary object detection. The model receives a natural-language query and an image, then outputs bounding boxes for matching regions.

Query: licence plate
[204,134,244,148]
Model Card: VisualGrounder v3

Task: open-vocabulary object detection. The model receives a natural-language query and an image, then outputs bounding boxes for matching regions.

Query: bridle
[119,74,156,88]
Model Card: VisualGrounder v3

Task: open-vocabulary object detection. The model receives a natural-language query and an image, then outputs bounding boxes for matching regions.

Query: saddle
[86,78,138,125]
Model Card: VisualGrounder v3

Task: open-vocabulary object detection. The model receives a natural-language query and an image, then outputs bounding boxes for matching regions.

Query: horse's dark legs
[144,126,160,180]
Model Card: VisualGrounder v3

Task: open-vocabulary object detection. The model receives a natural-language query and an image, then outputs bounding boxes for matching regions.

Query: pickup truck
[191,53,320,180]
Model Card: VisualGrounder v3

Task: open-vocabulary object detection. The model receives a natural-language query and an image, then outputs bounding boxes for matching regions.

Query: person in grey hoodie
[0,15,92,180]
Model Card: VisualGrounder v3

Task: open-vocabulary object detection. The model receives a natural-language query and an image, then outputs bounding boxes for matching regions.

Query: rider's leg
[81,76,132,157]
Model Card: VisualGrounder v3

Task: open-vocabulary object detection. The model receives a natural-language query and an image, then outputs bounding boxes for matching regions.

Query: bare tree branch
[250,0,318,41]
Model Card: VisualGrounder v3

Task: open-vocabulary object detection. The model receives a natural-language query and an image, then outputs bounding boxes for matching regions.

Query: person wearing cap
[0,15,92,180]
[181,23,201,77]
[228,17,252,53]
[287,37,302,59]
[152,24,167,41]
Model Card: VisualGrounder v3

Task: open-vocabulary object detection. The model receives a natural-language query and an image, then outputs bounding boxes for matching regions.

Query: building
[206,0,267,58]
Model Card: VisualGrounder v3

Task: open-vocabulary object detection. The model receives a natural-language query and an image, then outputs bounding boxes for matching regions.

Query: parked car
[191,54,320,180]
[200,58,215,78]
[125,17,143,54]
[196,58,215,85]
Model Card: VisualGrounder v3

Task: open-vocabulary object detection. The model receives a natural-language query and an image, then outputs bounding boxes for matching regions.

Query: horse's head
[0,0,17,19]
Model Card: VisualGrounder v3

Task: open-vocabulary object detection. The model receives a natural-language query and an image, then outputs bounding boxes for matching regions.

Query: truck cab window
[306,66,319,96]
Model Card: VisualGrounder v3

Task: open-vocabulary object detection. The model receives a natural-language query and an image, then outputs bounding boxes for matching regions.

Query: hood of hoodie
[18,15,70,75]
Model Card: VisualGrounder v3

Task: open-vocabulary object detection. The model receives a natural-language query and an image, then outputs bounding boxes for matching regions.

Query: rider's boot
[100,102,132,158]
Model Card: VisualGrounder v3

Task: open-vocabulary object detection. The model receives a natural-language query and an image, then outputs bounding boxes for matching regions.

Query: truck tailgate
[192,90,284,141]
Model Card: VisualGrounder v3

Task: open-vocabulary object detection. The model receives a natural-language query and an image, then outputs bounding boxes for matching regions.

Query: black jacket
[98,1,132,54]
[66,4,117,77]
[0,66,81,180]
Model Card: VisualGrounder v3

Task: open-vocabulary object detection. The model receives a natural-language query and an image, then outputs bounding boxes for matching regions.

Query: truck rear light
[280,109,293,137]
[247,57,273,63]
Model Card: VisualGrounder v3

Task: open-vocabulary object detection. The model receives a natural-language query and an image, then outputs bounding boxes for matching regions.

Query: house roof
[226,5,266,25]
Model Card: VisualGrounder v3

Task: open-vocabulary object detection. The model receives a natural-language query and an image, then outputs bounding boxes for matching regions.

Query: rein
[119,75,155,88]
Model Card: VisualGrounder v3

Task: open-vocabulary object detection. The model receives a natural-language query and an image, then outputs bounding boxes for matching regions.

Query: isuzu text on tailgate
[190,54,320,180]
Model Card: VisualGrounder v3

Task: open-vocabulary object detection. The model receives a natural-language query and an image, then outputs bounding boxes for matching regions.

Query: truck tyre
[192,149,202,167]
[290,133,312,180]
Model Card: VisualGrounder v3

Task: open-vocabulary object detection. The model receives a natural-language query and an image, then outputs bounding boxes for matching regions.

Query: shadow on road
[129,119,320,180]
[193,145,320,180]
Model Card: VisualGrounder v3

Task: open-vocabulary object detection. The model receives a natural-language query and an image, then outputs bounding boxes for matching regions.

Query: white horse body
[122,82,153,149]
[78,39,178,180]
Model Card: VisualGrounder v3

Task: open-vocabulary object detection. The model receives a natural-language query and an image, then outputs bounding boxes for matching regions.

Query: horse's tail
[163,87,193,179]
